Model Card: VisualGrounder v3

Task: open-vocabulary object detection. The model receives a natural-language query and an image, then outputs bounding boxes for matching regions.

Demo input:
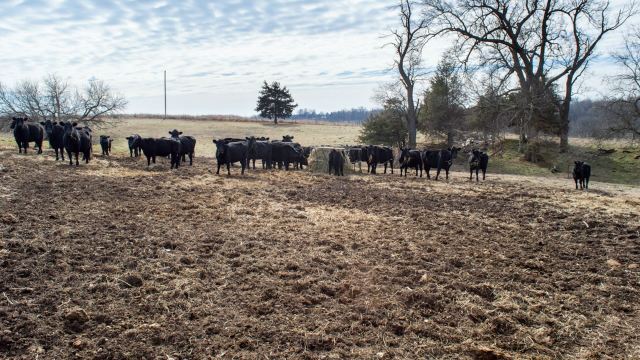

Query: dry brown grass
[0,146,639,359]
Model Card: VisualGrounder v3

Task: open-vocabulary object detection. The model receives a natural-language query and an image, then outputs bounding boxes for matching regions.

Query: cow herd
[7,117,593,189]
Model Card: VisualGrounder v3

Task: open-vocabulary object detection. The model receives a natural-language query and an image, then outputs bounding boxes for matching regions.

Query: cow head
[11,117,26,129]
[169,129,182,138]
[41,120,55,135]
[245,136,257,152]
[213,139,227,157]
[282,135,294,142]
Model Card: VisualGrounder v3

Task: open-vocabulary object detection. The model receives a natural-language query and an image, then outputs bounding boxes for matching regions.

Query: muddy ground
[1,149,639,359]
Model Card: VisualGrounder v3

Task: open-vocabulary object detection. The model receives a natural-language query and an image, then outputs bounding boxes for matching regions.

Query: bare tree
[606,30,640,139]
[422,0,637,152]
[0,74,127,128]
[388,0,429,149]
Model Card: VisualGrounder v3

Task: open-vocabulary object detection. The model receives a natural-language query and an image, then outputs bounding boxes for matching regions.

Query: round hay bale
[307,147,353,174]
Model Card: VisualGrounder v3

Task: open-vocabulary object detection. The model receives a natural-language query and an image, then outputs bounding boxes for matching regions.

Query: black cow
[140,137,182,168]
[99,135,113,156]
[10,117,44,154]
[213,138,250,175]
[292,143,311,170]
[126,134,142,157]
[328,149,344,176]
[421,150,439,179]
[271,141,302,170]
[469,150,489,182]
[435,147,461,180]
[62,122,92,166]
[347,146,370,172]
[168,129,196,166]
[282,135,295,142]
[247,136,273,169]
[573,161,591,190]
[41,120,65,160]
[399,148,423,177]
[367,145,394,174]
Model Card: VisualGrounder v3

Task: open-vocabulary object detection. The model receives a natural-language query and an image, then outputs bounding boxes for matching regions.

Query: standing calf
[328,149,344,176]
[572,161,591,190]
[100,135,113,156]
[42,120,65,160]
[469,150,489,182]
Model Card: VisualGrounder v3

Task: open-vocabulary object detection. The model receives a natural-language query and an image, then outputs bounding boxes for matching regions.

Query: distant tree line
[291,107,378,124]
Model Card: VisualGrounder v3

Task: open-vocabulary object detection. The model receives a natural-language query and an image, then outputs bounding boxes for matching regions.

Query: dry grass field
[1,141,639,359]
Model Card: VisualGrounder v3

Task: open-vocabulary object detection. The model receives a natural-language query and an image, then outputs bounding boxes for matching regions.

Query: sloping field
[1,149,639,359]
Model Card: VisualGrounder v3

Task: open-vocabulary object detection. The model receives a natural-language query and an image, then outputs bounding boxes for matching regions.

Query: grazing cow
[291,143,311,170]
[469,150,489,182]
[213,139,250,175]
[10,117,44,154]
[328,149,344,176]
[140,137,182,168]
[62,122,92,166]
[126,134,142,157]
[367,145,394,174]
[299,146,313,169]
[399,148,423,177]
[282,135,295,142]
[168,129,196,166]
[271,141,302,170]
[99,135,113,156]
[41,120,65,161]
[573,161,591,190]
[247,137,274,169]
[435,147,461,180]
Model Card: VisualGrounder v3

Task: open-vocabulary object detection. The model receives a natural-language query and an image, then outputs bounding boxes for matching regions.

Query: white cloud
[0,0,637,115]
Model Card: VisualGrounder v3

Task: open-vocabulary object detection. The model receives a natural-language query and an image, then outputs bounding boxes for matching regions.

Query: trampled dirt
[1,149,639,359]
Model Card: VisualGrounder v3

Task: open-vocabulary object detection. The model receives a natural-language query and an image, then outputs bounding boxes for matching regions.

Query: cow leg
[54,148,59,161]
[574,178,579,190]
[435,168,441,181]
[37,141,43,154]
[482,169,486,181]
[446,169,449,180]
[67,150,73,165]
[189,153,193,166]
[470,168,473,181]
[75,152,79,166]
[390,160,394,174]
[585,178,589,190]
[216,162,221,175]
[384,163,388,174]
[476,169,479,182]
[419,163,423,178]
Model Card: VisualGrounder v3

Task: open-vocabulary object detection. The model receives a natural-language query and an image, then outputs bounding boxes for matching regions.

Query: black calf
[100,135,113,156]
[126,134,142,157]
[42,120,65,160]
[399,148,422,177]
[328,149,344,176]
[469,150,489,182]
[573,161,591,190]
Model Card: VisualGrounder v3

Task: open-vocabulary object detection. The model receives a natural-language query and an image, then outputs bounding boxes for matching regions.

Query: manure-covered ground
[1,149,639,359]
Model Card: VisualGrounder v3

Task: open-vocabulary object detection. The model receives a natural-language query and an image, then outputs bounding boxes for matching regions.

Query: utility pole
[164,70,167,120]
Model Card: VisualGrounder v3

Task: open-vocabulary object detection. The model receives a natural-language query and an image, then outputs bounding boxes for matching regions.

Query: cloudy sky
[0,0,636,116]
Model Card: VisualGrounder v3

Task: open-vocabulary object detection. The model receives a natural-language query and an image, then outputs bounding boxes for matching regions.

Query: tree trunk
[274,116,278,125]
[558,92,572,153]
[406,87,417,148]
[447,131,454,148]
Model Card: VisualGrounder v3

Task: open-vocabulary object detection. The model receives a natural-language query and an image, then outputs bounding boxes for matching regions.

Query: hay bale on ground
[308,147,353,174]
